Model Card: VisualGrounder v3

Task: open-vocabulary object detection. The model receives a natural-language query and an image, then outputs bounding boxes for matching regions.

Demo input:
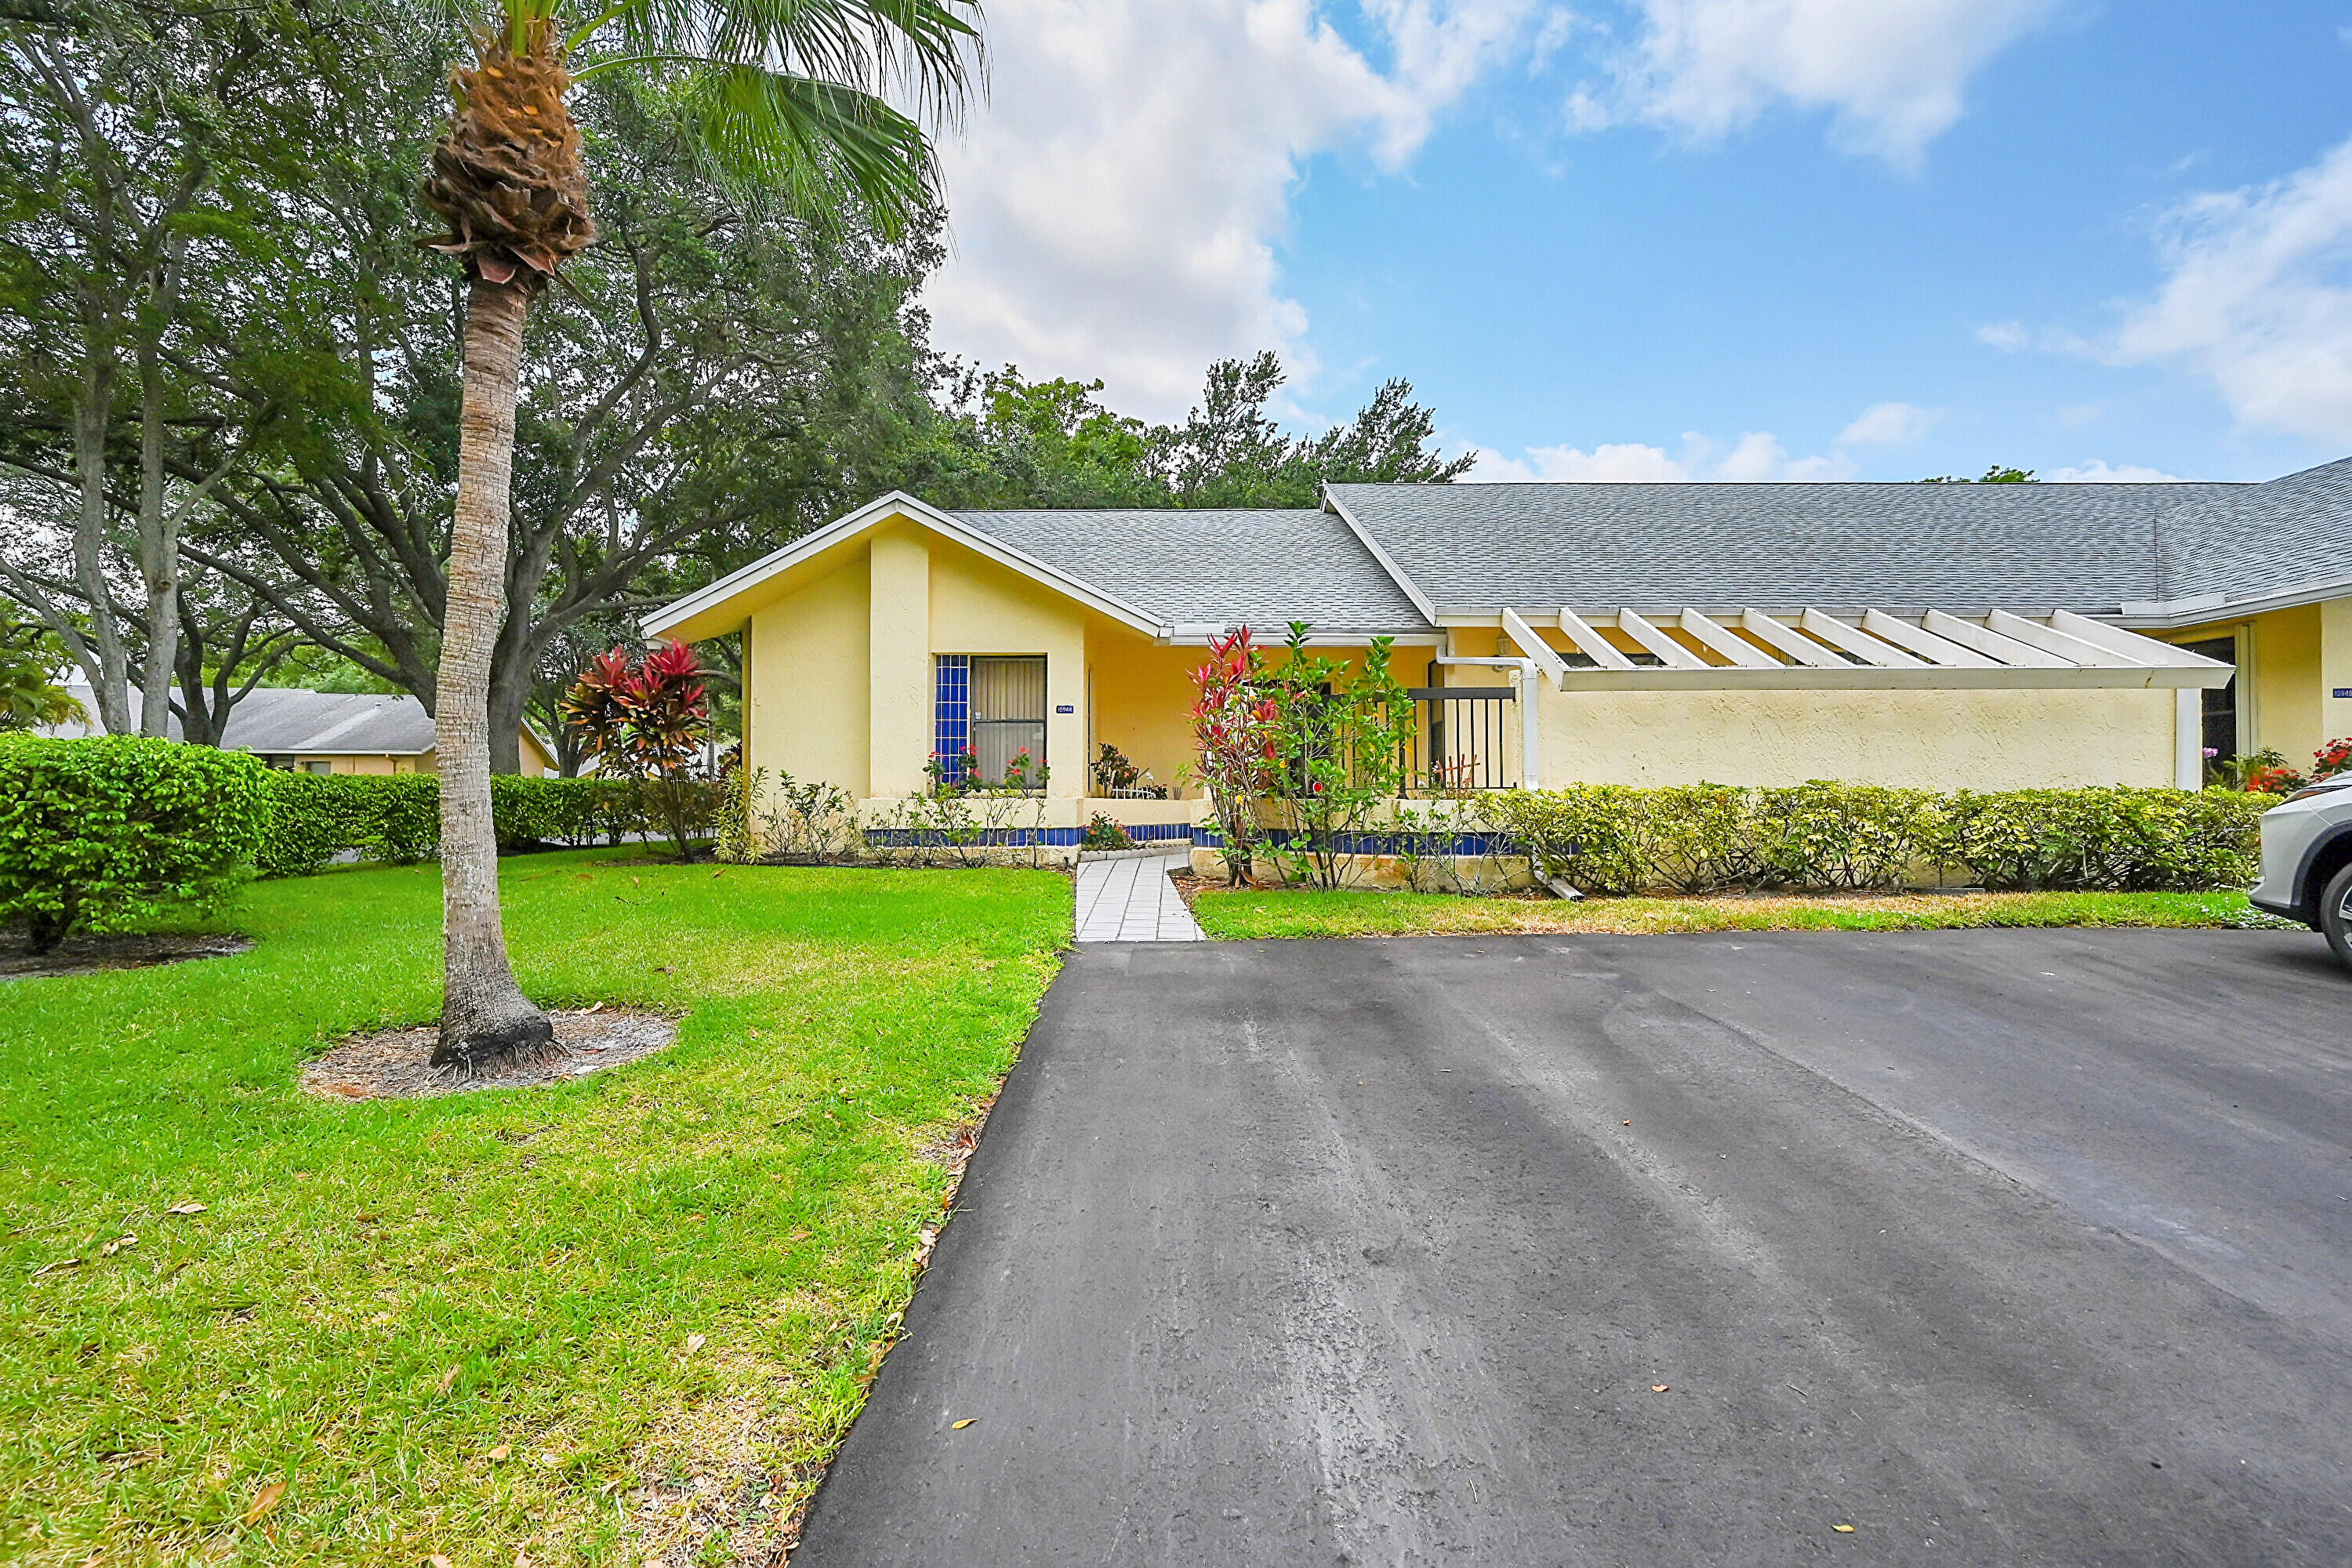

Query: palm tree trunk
[432,274,554,1070]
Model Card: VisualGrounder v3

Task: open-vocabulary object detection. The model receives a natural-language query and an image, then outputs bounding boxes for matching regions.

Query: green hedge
[256,772,725,877]
[1484,782,2275,895]
[0,735,270,949]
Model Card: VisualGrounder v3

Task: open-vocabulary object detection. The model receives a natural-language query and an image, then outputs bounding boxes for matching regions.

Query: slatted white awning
[1506,607,2234,691]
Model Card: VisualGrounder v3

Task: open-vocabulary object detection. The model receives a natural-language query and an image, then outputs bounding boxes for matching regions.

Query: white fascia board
[1920,609,2072,668]
[1614,608,1708,668]
[1158,627,1440,646]
[1984,608,2147,666]
[2114,574,2352,626]
[1797,609,1926,668]
[1739,608,1843,668]
[2048,608,2228,668]
[1678,608,1779,667]
[1556,608,1635,670]
[643,491,1168,640]
[1320,488,1441,627]
[1552,664,2232,692]
[1501,607,1570,686]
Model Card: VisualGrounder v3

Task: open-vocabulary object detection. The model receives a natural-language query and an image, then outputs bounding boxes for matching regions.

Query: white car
[2249,776,2352,971]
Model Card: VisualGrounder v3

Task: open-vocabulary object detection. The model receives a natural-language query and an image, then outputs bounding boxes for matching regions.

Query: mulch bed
[0,929,256,982]
[301,1007,680,1101]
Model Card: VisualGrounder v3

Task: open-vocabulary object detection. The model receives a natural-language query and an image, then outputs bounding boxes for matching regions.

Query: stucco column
[2325,596,2352,750]
[1048,629,1085,798]
[868,528,931,798]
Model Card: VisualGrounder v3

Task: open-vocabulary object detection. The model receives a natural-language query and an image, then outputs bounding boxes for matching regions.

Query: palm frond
[559,0,975,232]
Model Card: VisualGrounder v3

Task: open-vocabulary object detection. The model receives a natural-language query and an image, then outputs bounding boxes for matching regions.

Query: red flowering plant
[1184,626,1279,884]
[2314,737,2352,781]
[561,641,712,860]
[924,744,982,793]
[1258,623,1417,889]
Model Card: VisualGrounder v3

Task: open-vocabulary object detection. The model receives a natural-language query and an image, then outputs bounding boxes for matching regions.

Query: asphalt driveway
[794,929,2352,1566]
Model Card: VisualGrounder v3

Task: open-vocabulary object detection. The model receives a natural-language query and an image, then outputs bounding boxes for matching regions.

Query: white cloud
[2043,459,2188,483]
[1976,320,2031,351]
[1473,429,1852,481]
[1575,0,2057,167]
[1475,440,1693,481]
[924,0,1532,418]
[1836,400,1943,445]
[2109,135,2352,447]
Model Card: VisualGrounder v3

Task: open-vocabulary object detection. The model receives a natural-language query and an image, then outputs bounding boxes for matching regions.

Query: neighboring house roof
[43,685,554,760]
[949,506,1431,634]
[212,688,442,754]
[46,685,441,751]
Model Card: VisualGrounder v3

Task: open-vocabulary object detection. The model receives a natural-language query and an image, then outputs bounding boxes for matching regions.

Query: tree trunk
[487,646,532,776]
[431,274,554,1070]
[136,331,181,738]
[71,354,134,734]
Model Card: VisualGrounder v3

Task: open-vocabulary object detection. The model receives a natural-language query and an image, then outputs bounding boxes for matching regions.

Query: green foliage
[897,353,1473,510]
[256,773,441,877]
[1939,787,2274,891]
[1260,625,1420,889]
[255,774,724,877]
[0,736,270,950]
[1919,465,2038,484]
[0,848,1068,1563]
[0,608,84,731]
[1082,813,1134,851]
[1486,782,2272,896]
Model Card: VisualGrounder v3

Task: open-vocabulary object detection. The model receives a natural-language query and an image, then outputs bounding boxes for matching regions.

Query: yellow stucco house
[647,461,2352,851]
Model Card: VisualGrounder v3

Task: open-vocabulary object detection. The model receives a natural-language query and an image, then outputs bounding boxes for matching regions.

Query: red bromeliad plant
[1185,627,1279,884]
[562,641,710,859]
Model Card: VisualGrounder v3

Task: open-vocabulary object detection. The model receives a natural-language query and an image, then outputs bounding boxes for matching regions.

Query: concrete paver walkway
[1073,851,1201,942]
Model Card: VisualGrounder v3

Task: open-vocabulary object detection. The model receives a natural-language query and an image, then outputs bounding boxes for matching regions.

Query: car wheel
[2322,861,2352,974]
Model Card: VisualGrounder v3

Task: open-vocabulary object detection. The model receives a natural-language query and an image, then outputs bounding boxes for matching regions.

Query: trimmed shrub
[256,773,438,877]
[1486,782,2270,896]
[1940,786,2273,891]
[0,735,270,950]
[254,772,728,875]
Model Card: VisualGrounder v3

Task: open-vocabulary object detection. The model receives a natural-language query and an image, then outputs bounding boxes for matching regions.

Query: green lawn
[1186,884,2291,940]
[1,849,1069,1566]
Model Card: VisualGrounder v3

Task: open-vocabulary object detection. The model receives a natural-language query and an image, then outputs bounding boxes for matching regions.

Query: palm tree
[418,0,978,1069]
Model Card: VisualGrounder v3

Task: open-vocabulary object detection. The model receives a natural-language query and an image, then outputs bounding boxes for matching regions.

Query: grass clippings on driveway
[1183,883,2288,940]
[0,848,1068,1567]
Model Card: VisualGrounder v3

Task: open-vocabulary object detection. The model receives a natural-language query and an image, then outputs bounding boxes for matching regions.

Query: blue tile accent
[1192,826,1512,856]
[866,826,1087,848]
[933,655,971,784]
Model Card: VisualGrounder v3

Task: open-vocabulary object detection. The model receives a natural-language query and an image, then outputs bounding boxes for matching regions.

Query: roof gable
[644,492,1168,642]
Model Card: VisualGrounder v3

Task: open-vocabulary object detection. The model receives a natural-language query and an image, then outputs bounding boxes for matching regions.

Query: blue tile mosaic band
[933,655,970,783]
[1192,826,1512,856]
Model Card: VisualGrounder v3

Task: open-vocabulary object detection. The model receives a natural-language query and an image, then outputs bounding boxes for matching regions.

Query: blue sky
[923,2,2352,484]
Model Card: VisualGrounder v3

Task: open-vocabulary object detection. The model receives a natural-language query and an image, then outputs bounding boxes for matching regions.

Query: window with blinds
[970,655,1047,786]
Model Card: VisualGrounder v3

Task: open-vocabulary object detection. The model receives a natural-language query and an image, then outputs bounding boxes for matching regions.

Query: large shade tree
[417,0,978,1068]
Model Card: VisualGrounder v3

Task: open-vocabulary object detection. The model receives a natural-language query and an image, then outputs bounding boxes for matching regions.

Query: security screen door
[971,656,1047,784]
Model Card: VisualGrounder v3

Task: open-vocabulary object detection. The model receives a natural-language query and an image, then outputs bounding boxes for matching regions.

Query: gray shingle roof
[1323,480,2260,615]
[2158,456,2352,602]
[48,684,440,750]
[951,506,1432,633]
[213,688,441,753]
